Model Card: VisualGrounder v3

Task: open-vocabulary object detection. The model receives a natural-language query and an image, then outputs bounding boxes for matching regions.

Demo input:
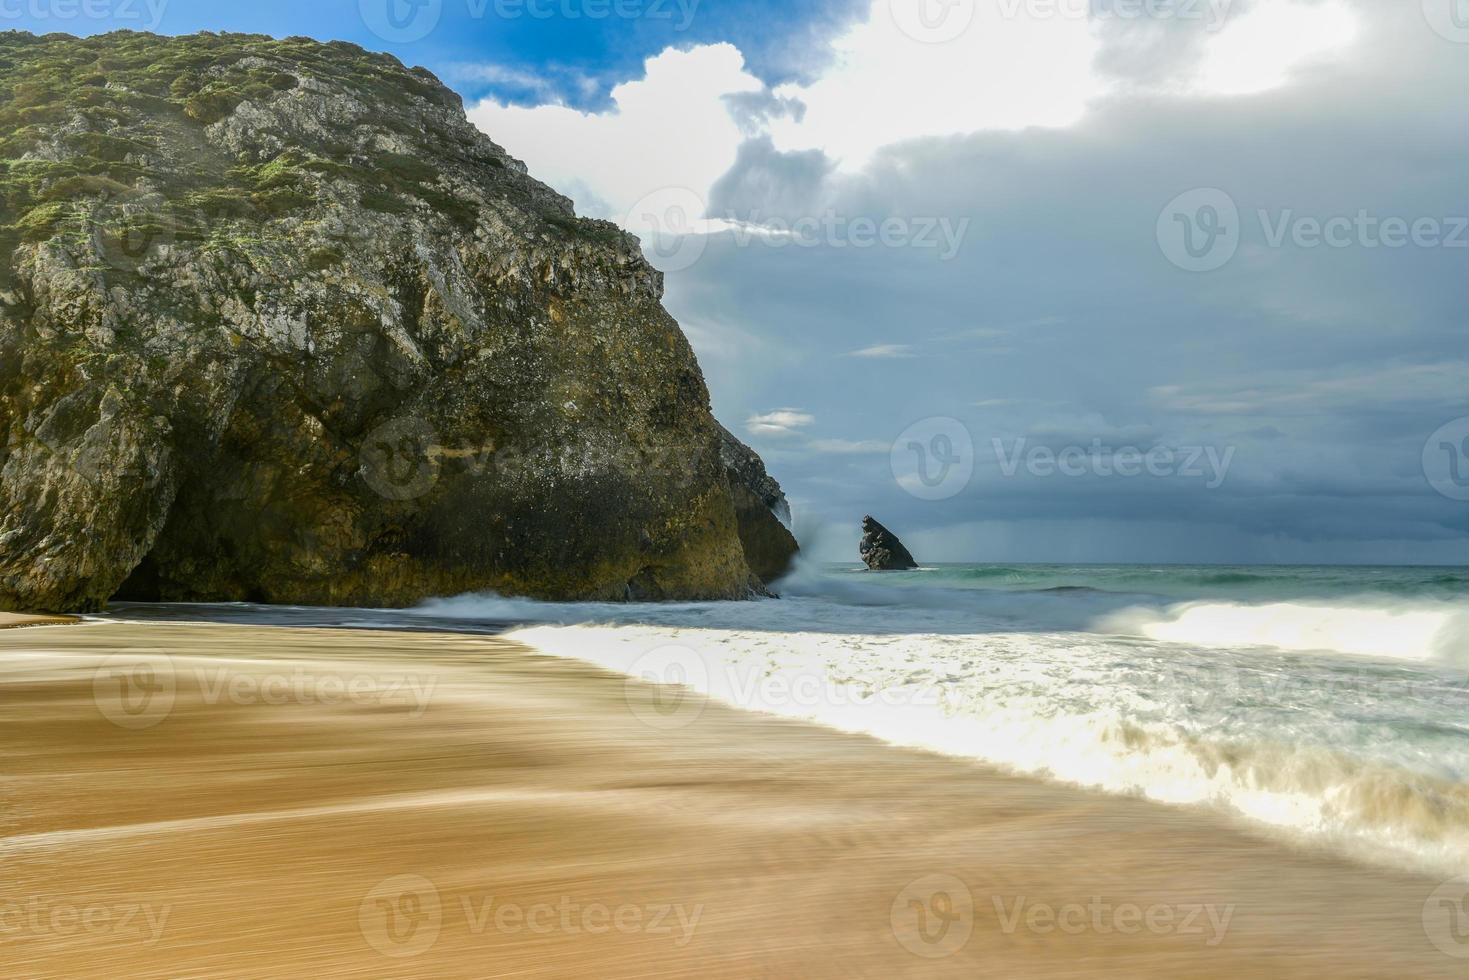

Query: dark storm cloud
[722,90,808,136]
[667,0,1469,563]
[706,136,833,222]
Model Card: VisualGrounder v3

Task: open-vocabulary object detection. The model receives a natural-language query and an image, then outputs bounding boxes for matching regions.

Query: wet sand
[1,621,1462,978]
[0,613,78,629]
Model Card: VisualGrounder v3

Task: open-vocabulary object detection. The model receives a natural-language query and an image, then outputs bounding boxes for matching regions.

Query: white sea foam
[1099,599,1469,666]
[503,618,1469,876]
[115,562,1469,877]
[447,560,1469,877]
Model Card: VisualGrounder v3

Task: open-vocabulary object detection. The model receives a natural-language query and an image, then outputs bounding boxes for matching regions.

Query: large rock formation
[859,516,918,571]
[717,423,798,585]
[0,31,797,612]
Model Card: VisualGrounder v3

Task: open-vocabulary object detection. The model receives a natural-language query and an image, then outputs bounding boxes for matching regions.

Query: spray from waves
[1099,599,1469,666]
[408,559,1162,638]
[407,559,1469,666]
[507,620,1469,877]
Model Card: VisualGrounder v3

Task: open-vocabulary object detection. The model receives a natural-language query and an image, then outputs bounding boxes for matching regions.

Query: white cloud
[845,344,914,358]
[1192,0,1358,96]
[747,409,816,437]
[1150,362,1469,417]
[463,0,1363,233]
[807,438,891,454]
[445,64,594,102]
[467,44,761,221]
[766,1,1101,169]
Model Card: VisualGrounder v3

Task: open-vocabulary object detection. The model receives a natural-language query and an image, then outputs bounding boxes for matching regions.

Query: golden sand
[1,621,1462,978]
[0,612,78,630]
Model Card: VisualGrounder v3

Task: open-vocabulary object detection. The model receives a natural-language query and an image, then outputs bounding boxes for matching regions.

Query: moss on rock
[0,30,796,612]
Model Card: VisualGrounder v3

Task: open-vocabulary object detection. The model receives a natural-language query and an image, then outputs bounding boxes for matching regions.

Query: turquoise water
[831,562,1469,602]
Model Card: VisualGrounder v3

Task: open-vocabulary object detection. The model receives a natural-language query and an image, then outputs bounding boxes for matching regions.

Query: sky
[13,0,1469,564]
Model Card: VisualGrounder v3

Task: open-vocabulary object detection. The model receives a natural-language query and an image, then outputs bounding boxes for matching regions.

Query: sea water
[110,562,1469,876]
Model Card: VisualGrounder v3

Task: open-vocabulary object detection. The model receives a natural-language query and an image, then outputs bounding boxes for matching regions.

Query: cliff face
[717,423,798,585]
[0,31,797,612]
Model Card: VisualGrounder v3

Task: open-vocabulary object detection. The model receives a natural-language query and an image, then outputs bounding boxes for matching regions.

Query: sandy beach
[1,620,1462,978]
[0,614,79,630]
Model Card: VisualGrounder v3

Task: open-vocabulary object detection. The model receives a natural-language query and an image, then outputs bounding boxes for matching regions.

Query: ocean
[108,561,1469,877]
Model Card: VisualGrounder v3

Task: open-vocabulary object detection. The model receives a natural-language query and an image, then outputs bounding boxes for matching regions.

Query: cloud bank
[468,0,1469,564]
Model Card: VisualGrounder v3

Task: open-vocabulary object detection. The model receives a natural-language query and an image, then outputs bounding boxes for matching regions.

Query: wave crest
[1100,599,1469,665]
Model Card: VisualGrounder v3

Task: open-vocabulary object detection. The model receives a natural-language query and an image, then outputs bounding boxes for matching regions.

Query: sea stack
[859,516,918,571]
[0,32,797,612]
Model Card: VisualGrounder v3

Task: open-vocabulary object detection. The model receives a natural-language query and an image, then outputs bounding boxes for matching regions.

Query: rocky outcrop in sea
[859,516,917,571]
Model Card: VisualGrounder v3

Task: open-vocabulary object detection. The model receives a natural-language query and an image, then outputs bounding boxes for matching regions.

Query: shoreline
[3,620,1463,977]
